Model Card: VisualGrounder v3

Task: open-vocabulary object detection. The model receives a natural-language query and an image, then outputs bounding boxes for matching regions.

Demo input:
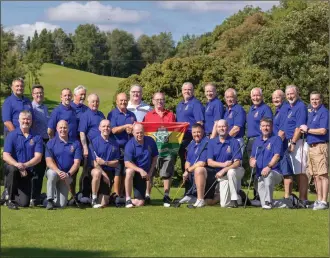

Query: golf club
[188,141,247,209]
[297,132,306,209]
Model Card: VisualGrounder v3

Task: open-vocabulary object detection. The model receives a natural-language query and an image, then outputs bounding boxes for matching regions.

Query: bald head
[216,119,229,137]
[56,120,69,138]
[133,123,144,142]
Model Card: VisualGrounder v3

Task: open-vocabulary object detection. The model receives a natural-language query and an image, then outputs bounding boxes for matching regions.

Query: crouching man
[207,119,245,208]
[89,119,119,208]
[45,120,82,210]
[2,110,43,209]
[250,118,283,209]
[124,123,158,208]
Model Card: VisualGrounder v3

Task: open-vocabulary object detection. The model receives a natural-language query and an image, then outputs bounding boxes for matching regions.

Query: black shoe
[7,201,19,210]
[238,190,250,206]
[145,196,151,205]
[227,200,238,208]
[46,199,55,210]
[125,199,134,208]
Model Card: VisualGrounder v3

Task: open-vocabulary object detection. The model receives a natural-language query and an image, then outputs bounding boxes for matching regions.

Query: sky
[1,1,279,43]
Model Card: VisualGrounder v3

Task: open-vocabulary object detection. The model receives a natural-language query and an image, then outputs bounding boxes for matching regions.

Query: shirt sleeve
[45,142,53,158]
[74,141,82,160]
[193,101,205,122]
[3,133,14,153]
[233,107,246,127]
[214,101,224,121]
[263,106,273,119]
[89,140,97,161]
[112,143,120,160]
[108,111,117,127]
[296,105,307,127]
[124,142,134,162]
[207,141,214,160]
[198,142,208,162]
[151,140,159,158]
[231,139,242,160]
[34,136,43,153]
[273,137,282,156]
[2,98,12,123]
[47,108,58,130]
[250,140,257,158]
[319,110,329,130]
[78,113,88,133]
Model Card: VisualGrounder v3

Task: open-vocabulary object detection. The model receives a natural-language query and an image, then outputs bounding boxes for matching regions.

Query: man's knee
[4,164,19,176]
[125,168,135,177]
[91,168,102,180]
[47,169,59,180]
[227,169,236,178]
[195,167,206,177]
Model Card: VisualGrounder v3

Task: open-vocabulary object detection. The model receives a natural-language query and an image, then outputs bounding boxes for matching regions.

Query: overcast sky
[2,1,279,42]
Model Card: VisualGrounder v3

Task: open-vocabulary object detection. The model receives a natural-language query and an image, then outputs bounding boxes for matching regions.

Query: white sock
[164,193,169,197]
[145,193,150,197]
[92,194,97,200]
[126,197,131,201]
[321,201,327,205]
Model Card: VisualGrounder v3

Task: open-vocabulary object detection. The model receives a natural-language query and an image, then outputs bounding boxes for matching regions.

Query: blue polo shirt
[4,128,43,170]
[78,108,105,141]
[107,108,137,147]
[207,136,242,168]
[70,101,88,128]
[273,103,288,136]
[247,102,273,138]
[186,137,208,165]
[176,97,204,133]
[90,135,120,172]
[251,135,282,177]
[282,99,307,140]
[204,98,224,135]
[45,136,82,173]
[124,136,159,172]
[306,105,329,145]
[2,94,34,132]
[223,103,246,139]
[48,103,78,141]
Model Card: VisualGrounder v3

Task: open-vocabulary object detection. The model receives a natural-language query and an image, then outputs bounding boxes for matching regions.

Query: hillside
[34,63,123,114]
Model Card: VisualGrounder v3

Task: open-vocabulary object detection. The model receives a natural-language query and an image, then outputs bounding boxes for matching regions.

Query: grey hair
[215,119,228,127]
[272,89,285,99]
[130,84,143,92]
[74,85,87,95]
[285,85,299,95]
[250,87,263,96]
[225,88,237,97]
[87,93,100,102]
[182,82,194,90]
[19,110,32,120]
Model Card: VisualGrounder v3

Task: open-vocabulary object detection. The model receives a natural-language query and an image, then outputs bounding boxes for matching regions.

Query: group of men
[1,78,328,211]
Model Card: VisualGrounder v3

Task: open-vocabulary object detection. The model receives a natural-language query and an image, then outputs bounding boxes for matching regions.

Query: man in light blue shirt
[127,84,152,122]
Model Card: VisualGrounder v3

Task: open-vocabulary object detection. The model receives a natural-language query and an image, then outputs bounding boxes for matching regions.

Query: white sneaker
[179,195,196,204]
[193,199,205,208]
[313,201,328,210]
[262,201,272,210]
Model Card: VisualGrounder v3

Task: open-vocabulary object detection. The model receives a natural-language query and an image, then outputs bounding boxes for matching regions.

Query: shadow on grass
[1,247,119,257]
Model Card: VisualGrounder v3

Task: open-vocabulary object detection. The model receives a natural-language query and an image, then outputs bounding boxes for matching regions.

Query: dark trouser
[4,163,32,207]
[185,173,197,197]
[31,153,46,200]
[79,159,92,198]
[178,132,193,194]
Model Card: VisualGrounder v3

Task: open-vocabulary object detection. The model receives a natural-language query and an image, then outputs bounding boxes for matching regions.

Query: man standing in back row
[127,84,152,122]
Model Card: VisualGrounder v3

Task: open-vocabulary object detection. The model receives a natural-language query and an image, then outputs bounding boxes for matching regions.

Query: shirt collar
[215,136,231,144]
[32,100,43,108]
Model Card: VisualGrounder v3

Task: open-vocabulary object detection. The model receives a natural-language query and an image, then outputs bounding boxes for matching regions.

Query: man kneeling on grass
[124,123,158,208]
[45,120,82,210]
[89,119,119,208]
[250,118,283,209]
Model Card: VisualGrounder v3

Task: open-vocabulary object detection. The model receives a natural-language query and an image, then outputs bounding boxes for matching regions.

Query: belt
[309,142,328,147]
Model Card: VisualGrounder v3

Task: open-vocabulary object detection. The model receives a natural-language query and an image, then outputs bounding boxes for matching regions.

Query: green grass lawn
[26,63,123,114]
[1,173,328,257]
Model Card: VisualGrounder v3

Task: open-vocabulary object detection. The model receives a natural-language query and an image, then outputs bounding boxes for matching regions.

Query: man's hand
[261,166,271,177]
[19,170,28,177]
[15,162,26,171]
[58,171,67,180]
[140,170,149,181]
[300,124,308,133]
[83,146,89,158]
[288,143,295,153]
[223,160,233,167]
[96,157,106,166]
[183,171,189,181]
[216,169,227,179]
[249,158,256,168]
[125,124,133,134]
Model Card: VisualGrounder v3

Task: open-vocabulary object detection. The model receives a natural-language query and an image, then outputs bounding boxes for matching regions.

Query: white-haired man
[127,84,152,122]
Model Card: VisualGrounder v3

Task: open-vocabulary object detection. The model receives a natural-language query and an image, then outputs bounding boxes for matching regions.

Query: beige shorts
[307,142,328,176]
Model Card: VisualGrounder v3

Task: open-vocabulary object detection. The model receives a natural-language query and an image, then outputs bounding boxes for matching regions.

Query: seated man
[207,119,245,208]
[180,123,208,206]
[124,124,158,208]
[89,119,119,208]
[250,118,283,209]
[45,120,82,210]
[2,110,43,210]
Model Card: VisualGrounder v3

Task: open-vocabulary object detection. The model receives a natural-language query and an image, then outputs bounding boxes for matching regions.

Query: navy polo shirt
[4,128,43,169]
[107,108,137,147]
[223,103,246,139]
[2,94,34,132]
[247,102,273,138]
[273,103,289,136]
[48,103,78,141]
[70,101,88,128]
[307,105,329,144]
[176,97,204,132]
[89,135,120,172]
[45,136,82,173]
[207,136,242,168]
[124,136,159,172]
[251,135,282,177]
[186,136,208,165]
[79,108,105,141]
[282,99,307,140]
[204,98,224,135]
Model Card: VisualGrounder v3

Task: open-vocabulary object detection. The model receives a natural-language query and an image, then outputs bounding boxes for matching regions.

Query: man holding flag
[143,92,176,205]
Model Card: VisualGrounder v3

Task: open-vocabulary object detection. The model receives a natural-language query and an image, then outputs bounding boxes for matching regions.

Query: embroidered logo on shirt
[254,111,259,118]
[226,146,231,153]
[266,143,271,150]
[70,145,75,153]
[29,139,34,145]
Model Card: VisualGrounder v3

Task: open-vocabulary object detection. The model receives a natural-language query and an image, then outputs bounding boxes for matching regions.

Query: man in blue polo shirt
[2,78,33,137]
[70,85,88,131]
[124,123,158,208]
[300,91,329,210]
[250,118,283,209]
[204,83,224,138]
[89,119,120,208]
[108,93,137,201]
[207,119,245,208]
[279,85,308,208]
[2,110,43,210]
[45,120,82,210]
[180,123,208,207]
[176,82,204,178]
[48,88,77,141]
[272,90,288,137]
[223,88,246,153]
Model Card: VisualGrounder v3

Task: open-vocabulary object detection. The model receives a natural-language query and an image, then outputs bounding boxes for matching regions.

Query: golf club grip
[230,141,246,162]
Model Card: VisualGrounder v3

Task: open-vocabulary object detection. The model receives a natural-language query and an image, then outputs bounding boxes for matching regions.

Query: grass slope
[30,63,123,114]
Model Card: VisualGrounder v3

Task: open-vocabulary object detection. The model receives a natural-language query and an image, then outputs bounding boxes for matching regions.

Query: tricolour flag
[139,122,189,158]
